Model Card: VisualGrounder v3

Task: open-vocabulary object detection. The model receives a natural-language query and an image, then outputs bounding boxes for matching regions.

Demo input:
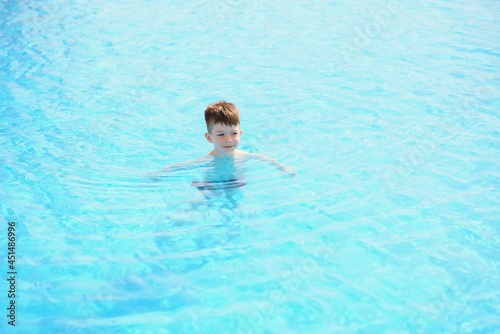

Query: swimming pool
[1,0,498,332]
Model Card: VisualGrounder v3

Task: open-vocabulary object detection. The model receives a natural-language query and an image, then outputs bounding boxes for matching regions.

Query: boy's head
[204,101,240,133]
[204,101,243,157]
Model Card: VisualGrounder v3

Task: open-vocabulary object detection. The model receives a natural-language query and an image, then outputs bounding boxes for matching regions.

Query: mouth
[222,146,234,149]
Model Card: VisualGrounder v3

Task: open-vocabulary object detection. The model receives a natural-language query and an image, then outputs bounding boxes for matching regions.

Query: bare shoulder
[194,154,214,163]
[233,149,250,157]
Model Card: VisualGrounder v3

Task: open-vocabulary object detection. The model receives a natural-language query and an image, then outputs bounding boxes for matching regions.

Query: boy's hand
[281,165,297,176]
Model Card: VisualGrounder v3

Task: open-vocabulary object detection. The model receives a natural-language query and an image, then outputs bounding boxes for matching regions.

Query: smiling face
[205,122,242,157]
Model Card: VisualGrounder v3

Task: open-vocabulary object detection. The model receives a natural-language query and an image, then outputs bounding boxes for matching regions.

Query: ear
[205,132,212,143]
[239,130,243,136]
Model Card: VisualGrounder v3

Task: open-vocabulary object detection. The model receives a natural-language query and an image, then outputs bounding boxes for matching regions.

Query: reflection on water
[4,0,498,331]
[192,155,247,210]
[152,155,257,271]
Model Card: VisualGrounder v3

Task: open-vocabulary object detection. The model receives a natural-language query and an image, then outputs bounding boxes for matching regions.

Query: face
[205,122,242,157]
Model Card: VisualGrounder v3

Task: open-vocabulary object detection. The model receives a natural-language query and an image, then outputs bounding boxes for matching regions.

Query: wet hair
[204,101,240,133]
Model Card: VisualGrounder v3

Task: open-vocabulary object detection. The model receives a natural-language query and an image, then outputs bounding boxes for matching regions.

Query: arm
[156,159,198,173]
[250,153,297,176]
[145,156,210,179]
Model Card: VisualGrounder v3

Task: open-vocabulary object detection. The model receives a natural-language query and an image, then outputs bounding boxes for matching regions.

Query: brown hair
[204,101,240,133]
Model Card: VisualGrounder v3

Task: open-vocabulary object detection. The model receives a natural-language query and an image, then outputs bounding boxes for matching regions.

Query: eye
[217,134,224,136]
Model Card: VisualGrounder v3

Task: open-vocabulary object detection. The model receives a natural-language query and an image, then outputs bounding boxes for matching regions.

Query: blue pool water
[1,0,499,332]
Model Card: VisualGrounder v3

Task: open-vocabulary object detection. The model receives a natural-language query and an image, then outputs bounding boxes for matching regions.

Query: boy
[155,101,295,189]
